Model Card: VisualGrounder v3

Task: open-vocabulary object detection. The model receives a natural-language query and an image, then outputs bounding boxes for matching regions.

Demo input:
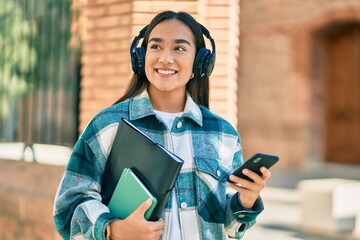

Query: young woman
[53,11,271,240]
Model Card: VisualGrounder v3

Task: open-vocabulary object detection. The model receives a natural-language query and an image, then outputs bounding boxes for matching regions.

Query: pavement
[240,161,360,240]
[243,224,360,240]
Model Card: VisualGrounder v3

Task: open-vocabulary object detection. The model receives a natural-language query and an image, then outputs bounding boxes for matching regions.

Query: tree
[0,0,36,140]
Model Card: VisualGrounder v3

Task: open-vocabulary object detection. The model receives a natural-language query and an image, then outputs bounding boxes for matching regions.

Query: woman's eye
[149,44,161,50]
[175,46,186,51]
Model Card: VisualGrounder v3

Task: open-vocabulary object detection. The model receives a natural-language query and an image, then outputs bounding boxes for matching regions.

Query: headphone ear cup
[130,50,138,73]
[203,53,215,77]
[135,47,146,75]
[193,48,210,77]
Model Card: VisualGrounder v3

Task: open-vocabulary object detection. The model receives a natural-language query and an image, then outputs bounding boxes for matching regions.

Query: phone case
[228,153,279,182]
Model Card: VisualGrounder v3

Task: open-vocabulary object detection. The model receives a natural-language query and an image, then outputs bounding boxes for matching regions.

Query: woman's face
[145,19,196,97]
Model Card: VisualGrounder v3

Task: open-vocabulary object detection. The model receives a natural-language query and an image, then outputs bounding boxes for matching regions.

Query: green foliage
[0,0,80,144]
[0,0,36,117]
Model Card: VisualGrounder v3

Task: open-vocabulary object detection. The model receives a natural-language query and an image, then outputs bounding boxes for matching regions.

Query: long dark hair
[114,11,210,108]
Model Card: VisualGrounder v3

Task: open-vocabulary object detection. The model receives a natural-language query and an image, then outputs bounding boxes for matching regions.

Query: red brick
[207,18,230,29]
[82,75,129,88]
[133,1,197,13]
[87,0,127,6]
[85,27,127,42]
[208,6,229,18]
[83,40,129,53]
[209,0,230,6]
[210,88,228,101]
[85,6,107,17]
[106,2,132,15]
[87,15,131,29]
[81,53,107,64]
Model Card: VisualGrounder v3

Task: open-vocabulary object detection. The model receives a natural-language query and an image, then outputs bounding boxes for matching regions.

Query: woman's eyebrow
[148,37,191,46]
[149,37,162,43]
[175,39,191,46]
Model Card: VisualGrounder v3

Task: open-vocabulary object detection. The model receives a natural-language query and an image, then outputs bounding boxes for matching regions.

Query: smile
[157,69,177,75]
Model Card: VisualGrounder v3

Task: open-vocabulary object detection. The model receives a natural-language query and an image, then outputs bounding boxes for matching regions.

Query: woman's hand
[228,167,271,209]
[108,198,164,240]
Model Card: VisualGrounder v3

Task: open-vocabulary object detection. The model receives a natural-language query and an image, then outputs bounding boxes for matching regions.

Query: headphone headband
[130,23,216,77]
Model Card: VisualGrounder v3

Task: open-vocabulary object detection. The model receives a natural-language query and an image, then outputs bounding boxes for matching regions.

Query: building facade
[79,0,360,168]
[237,0,360,167]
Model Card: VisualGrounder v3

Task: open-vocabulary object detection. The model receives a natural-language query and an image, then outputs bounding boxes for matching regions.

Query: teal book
[108,168,157,220]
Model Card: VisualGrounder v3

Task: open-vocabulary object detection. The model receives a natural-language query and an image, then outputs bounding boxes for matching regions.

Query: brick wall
[80,0,133,131]
[238,0,360,167]
[0,1,241,239]
[79,0,240,130]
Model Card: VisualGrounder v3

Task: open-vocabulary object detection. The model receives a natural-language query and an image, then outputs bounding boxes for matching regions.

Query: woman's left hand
[228,167,272,209]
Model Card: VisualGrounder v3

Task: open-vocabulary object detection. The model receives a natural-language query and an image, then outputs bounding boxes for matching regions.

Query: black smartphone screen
[228,153,279,182]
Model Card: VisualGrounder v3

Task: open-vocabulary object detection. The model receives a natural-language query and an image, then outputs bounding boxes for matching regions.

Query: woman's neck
[148,88,186,113]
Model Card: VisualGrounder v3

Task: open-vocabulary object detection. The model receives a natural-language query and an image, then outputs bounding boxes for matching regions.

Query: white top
[154,110,183,240]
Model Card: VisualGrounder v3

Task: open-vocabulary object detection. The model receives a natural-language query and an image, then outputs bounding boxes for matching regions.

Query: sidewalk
[241,162,360,240]
[243,224,360,240]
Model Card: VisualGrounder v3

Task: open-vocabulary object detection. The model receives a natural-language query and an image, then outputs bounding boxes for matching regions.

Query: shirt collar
[129,89,203,127]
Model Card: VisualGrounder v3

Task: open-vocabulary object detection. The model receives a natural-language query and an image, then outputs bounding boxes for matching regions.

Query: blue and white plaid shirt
[53,90,264,240]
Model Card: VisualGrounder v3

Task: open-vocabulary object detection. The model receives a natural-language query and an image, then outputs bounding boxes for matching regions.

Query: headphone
[130,23,216,78]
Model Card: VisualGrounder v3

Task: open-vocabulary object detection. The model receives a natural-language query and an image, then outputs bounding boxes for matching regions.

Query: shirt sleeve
[53,136,116,239]
[231,192,264,222]
[225,191,264,239]
[224,136,264,239]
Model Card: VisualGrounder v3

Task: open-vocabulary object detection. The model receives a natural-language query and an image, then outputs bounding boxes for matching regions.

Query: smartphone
[228,153,279,183]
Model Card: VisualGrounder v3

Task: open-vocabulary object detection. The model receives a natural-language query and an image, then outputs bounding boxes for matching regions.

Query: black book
[101,118,184,221]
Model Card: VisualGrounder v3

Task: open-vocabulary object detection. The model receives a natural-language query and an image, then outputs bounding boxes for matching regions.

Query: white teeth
[157,69,175,75]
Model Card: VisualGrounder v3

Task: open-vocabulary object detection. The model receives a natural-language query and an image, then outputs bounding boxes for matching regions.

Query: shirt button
[238,214,245,218]
[180,202,187,209]
[216,170,221,177]
[176,122,182,129]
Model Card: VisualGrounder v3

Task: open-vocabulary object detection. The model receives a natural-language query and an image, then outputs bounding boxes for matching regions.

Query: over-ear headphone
[130,23,216,78]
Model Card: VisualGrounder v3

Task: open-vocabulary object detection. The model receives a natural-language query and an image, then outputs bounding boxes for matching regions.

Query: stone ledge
[298,178,360,235]
[0,159,65,240]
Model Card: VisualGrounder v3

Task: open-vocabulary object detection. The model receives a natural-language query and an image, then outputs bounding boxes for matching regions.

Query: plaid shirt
[53,90,264,240]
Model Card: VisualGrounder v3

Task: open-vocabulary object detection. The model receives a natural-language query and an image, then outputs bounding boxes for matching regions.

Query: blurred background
[0,0,359,239]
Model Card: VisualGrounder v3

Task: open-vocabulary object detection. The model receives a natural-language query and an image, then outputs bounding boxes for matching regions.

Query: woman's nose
[159,50,174,64]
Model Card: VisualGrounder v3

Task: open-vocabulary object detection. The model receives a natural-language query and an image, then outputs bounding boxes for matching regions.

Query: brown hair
[114,11,210,108]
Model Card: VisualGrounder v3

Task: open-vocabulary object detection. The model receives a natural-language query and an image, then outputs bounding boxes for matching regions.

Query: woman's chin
[150,84,178,94]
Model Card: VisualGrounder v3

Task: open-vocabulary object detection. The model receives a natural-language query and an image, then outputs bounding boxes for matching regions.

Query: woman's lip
[156,69,177,75]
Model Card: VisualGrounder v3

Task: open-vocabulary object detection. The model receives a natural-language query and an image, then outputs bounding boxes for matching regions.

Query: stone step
[257,187,302,227]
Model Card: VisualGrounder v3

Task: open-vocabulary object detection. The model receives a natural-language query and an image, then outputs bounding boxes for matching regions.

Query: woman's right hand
[108,198,164,240]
